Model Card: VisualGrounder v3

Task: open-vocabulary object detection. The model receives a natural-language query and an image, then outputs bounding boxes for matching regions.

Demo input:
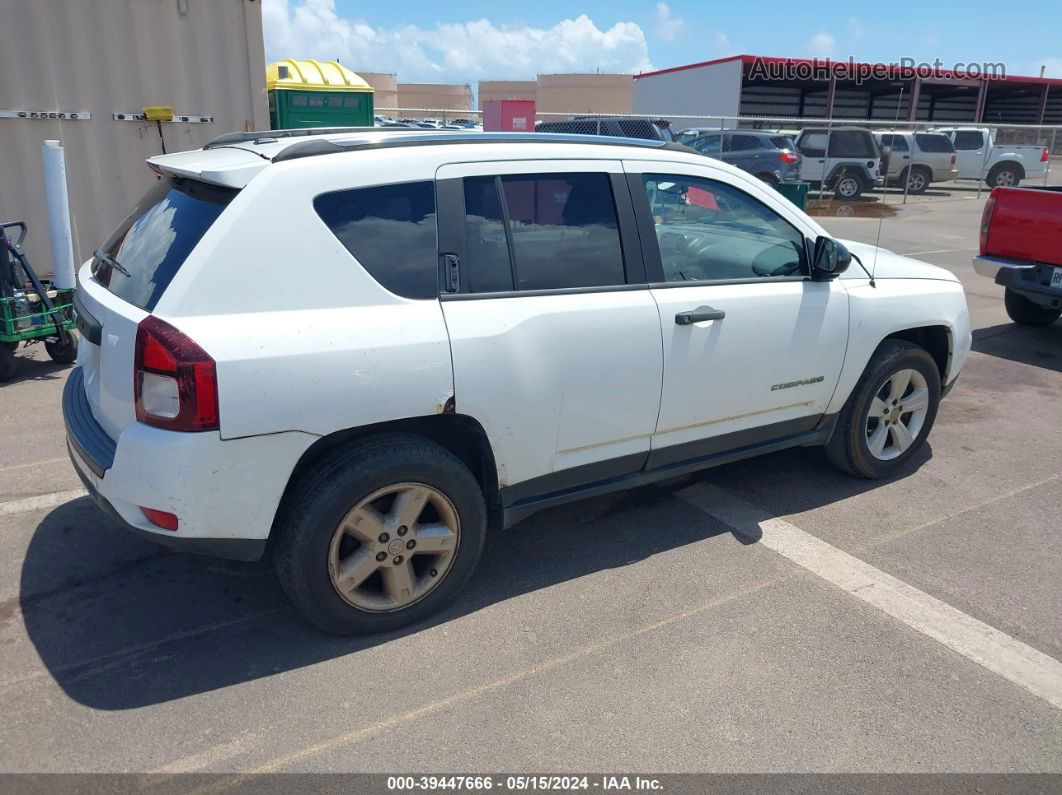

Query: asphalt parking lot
[1,192,1060,775]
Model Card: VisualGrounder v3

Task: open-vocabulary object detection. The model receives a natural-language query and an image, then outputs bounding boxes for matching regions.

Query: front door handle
[675,306,725,325]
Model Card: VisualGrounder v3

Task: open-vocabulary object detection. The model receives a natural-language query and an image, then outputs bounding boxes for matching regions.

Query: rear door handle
[675,306,725,325]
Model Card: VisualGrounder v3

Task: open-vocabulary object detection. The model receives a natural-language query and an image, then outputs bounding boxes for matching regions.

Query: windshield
[93,176,237,311]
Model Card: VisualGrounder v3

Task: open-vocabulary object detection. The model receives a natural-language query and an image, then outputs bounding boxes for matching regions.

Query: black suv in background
[535,116,673,142]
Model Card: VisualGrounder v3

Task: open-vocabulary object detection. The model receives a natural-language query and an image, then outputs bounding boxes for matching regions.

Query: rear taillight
[1042,147,1050,163]
[950,154,956,165]
[779,152,799,164]
[134,316,219,432]
[979,193,997,254]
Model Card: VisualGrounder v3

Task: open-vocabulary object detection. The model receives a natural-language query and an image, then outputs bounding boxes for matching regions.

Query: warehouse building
[634,55,1062,125]
[478,74,634,115]
[394,83,473,118]
[358,72,399,108]
[0,0,267,273]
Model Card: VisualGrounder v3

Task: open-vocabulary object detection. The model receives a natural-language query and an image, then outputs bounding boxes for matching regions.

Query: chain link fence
[375,107,1061,211]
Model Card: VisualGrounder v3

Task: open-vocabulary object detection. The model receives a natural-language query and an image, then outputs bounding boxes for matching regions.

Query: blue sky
[263,0,1062,85]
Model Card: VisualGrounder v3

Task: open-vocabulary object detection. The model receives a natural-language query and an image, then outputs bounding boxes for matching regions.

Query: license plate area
[1050,267,1062,290]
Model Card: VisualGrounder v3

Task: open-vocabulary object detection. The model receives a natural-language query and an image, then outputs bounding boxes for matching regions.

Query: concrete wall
[357,72,398,109]
[0,0,268,274]
[395,84,473,118]
[633,60,743,128]
[479,81,537,108]
[536,74,633,114]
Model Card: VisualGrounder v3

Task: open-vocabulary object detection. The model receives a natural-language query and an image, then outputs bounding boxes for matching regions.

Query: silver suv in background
[874,131,958,194]
[680,130,802,185]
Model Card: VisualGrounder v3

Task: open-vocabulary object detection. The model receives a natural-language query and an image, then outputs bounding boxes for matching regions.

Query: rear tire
[826,341,941,478]
[1004,288,1061,326]
[274,434,487,635]
[901,166,931,195]
[45,334,78,364]
[833,173,864,200]
[987,164,1021,188]
[0,343,18,382]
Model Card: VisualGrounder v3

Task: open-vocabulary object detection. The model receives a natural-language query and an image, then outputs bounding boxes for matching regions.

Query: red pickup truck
[974,186,1062,326]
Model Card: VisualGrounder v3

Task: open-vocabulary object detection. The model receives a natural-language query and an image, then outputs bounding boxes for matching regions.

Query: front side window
[314,181,438,299]
[880,134,909,151]
[462,172,626,292]
[642,174,806,282]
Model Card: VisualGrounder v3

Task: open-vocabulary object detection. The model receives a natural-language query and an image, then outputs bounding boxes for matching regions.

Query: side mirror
[811,236,852,280]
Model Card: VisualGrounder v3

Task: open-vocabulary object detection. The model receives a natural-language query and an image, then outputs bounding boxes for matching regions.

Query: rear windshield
[94,176,236,311]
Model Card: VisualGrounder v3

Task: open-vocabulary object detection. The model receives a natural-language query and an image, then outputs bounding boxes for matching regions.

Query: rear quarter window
[95,176,236,311]
[314,181,438,300]
[914,134,955,153]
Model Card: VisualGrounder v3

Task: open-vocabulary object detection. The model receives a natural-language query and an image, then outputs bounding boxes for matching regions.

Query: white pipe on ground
[42,140,77,289]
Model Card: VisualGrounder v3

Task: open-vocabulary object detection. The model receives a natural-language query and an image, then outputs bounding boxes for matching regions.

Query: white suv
[65,130,971,634]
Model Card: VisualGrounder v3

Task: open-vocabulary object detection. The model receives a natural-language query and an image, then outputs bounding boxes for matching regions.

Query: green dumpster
[266,59,374,129]
[775,181,810,210]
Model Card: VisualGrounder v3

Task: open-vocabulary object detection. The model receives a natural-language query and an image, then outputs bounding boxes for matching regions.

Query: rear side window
[829,130,877,157]
[95,176,235,311]
[314,181,438,300]
[768,136,793,149]
[617,118,662,140]
[462,172,626,293]
[914,133,955,153]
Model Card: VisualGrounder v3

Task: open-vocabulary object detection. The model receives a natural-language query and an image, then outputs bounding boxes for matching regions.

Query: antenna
[871,85,905,286]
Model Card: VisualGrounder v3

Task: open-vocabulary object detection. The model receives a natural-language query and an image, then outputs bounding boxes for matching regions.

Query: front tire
[0,342,18,382]
[274,434,487,635]
[826,341,941,478]
[1004,288,1061,326]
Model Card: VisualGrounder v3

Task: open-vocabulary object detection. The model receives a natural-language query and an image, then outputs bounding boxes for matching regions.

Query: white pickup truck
[934,127,1050,187]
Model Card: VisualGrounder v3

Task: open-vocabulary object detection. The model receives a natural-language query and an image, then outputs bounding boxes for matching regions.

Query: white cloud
[1038,57,1062,78]
[846,18,864,40]
[808,32,836,58]
[262,0,653,82]
[715,32,732,51]
[654,2,684,42]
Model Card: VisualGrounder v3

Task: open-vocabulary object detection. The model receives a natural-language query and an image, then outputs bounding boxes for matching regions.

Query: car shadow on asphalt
[971,322,1062,373]
[19,446,928,711]
[0,353,71,386]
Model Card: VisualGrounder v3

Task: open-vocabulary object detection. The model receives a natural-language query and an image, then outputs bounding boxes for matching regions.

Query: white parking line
[678,482,1062,711]
[0,489,86,517]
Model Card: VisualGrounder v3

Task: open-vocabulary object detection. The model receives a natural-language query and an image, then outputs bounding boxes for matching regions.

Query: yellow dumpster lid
[266,59,374,93]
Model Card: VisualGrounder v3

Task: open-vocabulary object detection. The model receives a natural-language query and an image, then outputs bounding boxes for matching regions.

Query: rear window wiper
[93,249,131,277]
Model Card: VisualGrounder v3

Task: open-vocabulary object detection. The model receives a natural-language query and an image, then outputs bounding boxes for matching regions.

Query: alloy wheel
[328,482,460,612]
[864,368,930,460]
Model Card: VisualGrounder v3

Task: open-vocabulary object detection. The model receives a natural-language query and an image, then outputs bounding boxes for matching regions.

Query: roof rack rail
[271,131,689,163]
[205,125,391,149]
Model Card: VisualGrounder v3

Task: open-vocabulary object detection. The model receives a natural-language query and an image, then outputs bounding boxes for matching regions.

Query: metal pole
[1045,127,1057,186]
[975,125,993,200]
[41,140,77,289]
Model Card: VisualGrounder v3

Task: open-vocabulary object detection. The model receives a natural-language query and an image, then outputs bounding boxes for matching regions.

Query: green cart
[1,221,78,381]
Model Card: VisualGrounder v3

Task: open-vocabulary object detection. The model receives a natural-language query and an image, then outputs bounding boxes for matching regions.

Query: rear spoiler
[146,146,270,189]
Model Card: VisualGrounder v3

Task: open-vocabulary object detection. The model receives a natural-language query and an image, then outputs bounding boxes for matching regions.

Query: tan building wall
[479,81,537,107]
[0,0,268,273]
[396,83,473,118]
[357,72,398,109]
[536,73,634,115]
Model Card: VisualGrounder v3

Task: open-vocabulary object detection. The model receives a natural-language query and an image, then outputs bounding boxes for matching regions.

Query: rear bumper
[62,367,316,560]
[974,256,1062,305]
[67,446,267,562]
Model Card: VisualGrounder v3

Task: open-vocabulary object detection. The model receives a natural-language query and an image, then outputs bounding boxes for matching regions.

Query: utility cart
[1,221,77,381]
